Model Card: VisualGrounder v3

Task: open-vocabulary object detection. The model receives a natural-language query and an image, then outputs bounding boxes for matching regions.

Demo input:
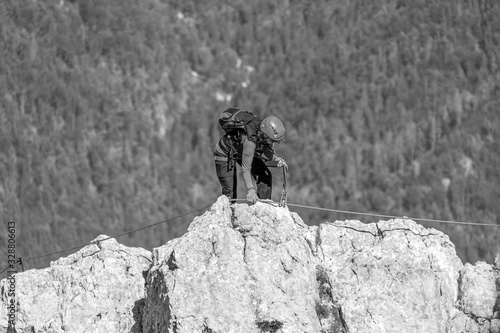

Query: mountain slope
[0,0,499,275]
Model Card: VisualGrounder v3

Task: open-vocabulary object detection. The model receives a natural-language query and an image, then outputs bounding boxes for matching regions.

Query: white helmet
[260,116,285,142]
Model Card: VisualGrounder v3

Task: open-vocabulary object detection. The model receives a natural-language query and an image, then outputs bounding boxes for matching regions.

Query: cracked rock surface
[142,196,499,333]
[0,236,152,333]
[142,196,322,332]
[317,218,463,332]
[2,196,499,333]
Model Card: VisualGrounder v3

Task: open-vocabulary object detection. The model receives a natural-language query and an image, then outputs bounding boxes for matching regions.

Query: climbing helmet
[260,116,285,142]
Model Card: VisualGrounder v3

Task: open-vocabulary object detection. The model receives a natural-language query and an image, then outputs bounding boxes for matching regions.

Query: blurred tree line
[0,0,499,272]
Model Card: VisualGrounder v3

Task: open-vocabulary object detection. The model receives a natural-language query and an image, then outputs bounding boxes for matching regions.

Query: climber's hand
[246,188,258,204]
[277,158,288,171]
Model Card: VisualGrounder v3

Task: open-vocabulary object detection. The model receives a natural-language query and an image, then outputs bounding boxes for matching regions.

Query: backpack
[218,107,258,134]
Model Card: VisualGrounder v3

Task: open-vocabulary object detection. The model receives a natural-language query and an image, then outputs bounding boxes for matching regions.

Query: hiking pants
[215,158,272,200]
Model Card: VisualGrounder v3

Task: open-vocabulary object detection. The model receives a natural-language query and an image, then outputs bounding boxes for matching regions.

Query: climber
[214,107,288,204]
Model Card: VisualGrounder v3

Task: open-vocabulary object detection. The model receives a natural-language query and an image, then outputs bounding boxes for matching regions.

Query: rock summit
[1,196,499,332]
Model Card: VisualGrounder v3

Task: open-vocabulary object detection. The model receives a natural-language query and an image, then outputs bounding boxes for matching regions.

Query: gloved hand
[277,158,288,171]
[246,188,258,204]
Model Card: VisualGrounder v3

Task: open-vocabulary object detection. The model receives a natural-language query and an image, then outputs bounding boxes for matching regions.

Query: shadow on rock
[130,298,145,333]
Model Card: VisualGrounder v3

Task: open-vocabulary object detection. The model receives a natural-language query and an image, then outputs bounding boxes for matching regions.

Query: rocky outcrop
[0,236,152,333]
[1,196,499,332]
[142,197,322,332]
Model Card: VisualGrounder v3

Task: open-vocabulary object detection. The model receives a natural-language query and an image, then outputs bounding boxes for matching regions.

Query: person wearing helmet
[214,111,288,204]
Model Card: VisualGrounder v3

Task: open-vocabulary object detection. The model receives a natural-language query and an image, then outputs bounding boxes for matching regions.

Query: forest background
[1,0,499,275]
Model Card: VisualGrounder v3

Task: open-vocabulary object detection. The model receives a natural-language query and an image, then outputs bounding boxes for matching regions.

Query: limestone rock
[142,196,499,333]
[458,261,497,319]
[446,258,500,333]
[142,196,325,333]
[317,219,463,333]
[0,236,152,333]
[2,196,499,333]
